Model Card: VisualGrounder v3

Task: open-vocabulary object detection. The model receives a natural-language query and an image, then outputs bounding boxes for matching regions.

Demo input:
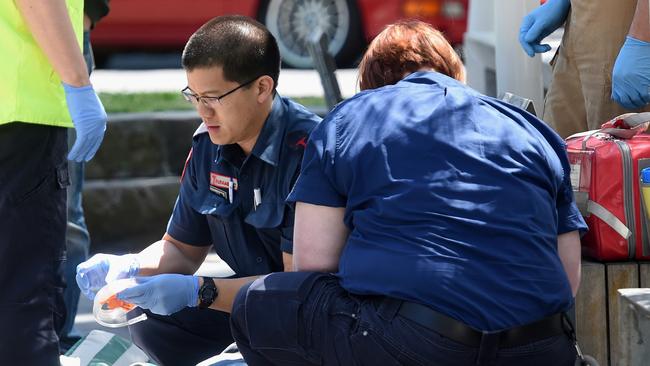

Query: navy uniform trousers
[128,302,234,366]
[0,122,68,365]
[230,272,578,366]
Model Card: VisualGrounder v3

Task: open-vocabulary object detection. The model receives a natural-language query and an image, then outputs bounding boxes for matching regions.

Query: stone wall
[83,111,201,253]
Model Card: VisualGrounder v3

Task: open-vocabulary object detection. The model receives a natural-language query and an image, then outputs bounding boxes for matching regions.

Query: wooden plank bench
[576,261,650,365]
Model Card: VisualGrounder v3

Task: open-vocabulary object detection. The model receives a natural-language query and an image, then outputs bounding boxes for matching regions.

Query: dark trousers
[60,29,94,351]
[0,122,68,365]
[128,306,234,366]
[230,272,578,366]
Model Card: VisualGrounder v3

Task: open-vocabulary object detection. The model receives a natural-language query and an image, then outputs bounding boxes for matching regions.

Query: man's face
[185,66,263,148]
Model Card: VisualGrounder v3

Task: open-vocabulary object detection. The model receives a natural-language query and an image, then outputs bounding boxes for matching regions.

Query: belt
[397,301,566,348]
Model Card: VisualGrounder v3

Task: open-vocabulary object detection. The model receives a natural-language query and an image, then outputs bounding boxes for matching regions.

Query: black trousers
[128,306,234,366]
[0,122,69,365]
[231,272,578,366]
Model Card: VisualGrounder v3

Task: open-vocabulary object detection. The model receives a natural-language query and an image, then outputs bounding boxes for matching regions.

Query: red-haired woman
[229,21,584,366]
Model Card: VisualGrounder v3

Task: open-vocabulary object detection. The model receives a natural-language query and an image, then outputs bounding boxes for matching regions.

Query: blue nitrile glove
[612,36,650,110]
[117,274,200,316]
[76,253,140,300]
[62,82,107,162]
[519,0,571,57]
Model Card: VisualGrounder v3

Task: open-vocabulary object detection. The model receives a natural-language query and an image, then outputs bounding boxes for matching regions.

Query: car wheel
[260,0,364,68]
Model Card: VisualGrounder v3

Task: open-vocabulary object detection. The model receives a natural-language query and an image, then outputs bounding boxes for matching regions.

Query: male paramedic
[76,15,321,366]
[0,0,107,364]
[229,21,587,366]
[520,0,650,137]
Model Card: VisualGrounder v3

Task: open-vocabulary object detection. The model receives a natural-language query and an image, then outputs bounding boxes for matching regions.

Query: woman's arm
[558,230,581,297]
[293,202,349,272]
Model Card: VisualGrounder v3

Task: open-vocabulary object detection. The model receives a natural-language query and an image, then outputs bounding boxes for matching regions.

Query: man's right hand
[519,0,571,57]
[76,253,140,300]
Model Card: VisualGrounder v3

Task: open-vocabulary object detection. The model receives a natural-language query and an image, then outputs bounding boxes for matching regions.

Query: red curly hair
[358,20,465,91]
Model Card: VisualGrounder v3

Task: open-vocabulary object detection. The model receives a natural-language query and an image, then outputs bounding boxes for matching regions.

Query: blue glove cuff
[553,0,570,8]
[127,255,140,278]
[625,36,650,47]
[189,276,200,307]
[62,82,94,94]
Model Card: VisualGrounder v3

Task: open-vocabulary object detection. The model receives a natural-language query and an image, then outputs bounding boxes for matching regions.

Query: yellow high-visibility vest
[0,0,83,127]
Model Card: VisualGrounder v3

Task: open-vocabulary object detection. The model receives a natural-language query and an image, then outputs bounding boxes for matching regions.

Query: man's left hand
[612,36,650,110]
[117,274,199,315]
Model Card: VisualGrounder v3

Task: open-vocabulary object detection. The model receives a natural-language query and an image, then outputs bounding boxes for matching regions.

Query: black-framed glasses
[181,76,261,108]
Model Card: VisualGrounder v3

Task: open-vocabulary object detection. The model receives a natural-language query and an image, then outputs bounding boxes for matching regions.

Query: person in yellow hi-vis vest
[0,0,107,364]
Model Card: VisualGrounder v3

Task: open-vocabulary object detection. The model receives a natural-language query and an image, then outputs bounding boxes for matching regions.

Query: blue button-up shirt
[168,96,320,276]
[288,72,587,331]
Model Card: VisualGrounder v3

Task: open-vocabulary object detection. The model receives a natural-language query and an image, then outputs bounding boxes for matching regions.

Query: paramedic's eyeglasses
[181,76,260,108]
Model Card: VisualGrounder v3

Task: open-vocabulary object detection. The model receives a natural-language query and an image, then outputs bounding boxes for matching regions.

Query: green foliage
[98,92,193,113]
[98,93,326,114]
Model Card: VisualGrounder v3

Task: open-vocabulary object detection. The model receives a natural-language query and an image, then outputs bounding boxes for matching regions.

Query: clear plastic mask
[93,278,147,328]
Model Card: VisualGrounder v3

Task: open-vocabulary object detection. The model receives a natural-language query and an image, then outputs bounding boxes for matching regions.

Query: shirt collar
[250,95,286,167]
[400,71,467,90]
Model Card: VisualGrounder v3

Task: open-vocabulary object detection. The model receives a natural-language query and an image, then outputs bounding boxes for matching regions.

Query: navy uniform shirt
[288,72,587,331]
[168,96,320,276]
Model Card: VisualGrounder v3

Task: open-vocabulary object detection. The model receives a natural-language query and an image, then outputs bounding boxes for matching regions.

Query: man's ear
[256,75,275,103]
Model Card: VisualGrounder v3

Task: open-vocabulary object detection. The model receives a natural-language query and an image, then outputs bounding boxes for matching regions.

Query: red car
[92,0,468,68]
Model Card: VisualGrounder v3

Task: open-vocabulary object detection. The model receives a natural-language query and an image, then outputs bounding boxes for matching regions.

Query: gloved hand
[76,253,140,300]
[612,36,650,110]
[519,0,571,57]
[117,274,200,316]
[62,82,107,162]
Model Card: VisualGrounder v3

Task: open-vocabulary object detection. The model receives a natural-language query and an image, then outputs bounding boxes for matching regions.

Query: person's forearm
[629,0,650,41]
[15,0,89,86]
[201,253,292,313]
[197,276,259,313]
[136,239,205,276]
[283,252,294,272]
[558,231,581,297]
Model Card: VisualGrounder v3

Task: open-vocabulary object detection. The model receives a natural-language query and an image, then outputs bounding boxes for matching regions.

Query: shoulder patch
[287,131,309,150]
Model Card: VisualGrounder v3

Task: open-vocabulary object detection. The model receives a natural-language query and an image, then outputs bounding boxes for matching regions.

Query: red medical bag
[565,113,650,261]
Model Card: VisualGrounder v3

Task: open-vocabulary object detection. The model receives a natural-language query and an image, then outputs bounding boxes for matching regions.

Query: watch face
[199,279,218,308]
[202,288,216,300]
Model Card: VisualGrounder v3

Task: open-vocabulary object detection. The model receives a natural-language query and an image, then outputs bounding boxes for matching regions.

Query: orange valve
[93,278,147,328]
[101,294,135,311]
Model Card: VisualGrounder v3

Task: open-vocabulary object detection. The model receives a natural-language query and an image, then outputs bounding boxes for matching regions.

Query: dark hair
[182,15,281,90]
[358,20,465,90]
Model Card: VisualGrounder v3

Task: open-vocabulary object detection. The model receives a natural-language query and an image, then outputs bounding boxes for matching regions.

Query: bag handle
[614,112,650,128]
[566,113,650,149]
[599,112,650,132]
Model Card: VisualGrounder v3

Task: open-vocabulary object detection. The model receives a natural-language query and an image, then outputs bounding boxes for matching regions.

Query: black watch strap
[198,277,218,309]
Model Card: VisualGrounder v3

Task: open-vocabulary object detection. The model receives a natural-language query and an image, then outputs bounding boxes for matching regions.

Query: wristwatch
[198,277,218,309]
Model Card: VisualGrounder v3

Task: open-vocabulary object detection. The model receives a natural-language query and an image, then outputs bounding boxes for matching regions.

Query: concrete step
[83,176,180,253]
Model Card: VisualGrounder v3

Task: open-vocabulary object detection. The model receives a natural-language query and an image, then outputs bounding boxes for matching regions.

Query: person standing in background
[59,0,111,352]
[520,0,650,138]
[0,0,107,364]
